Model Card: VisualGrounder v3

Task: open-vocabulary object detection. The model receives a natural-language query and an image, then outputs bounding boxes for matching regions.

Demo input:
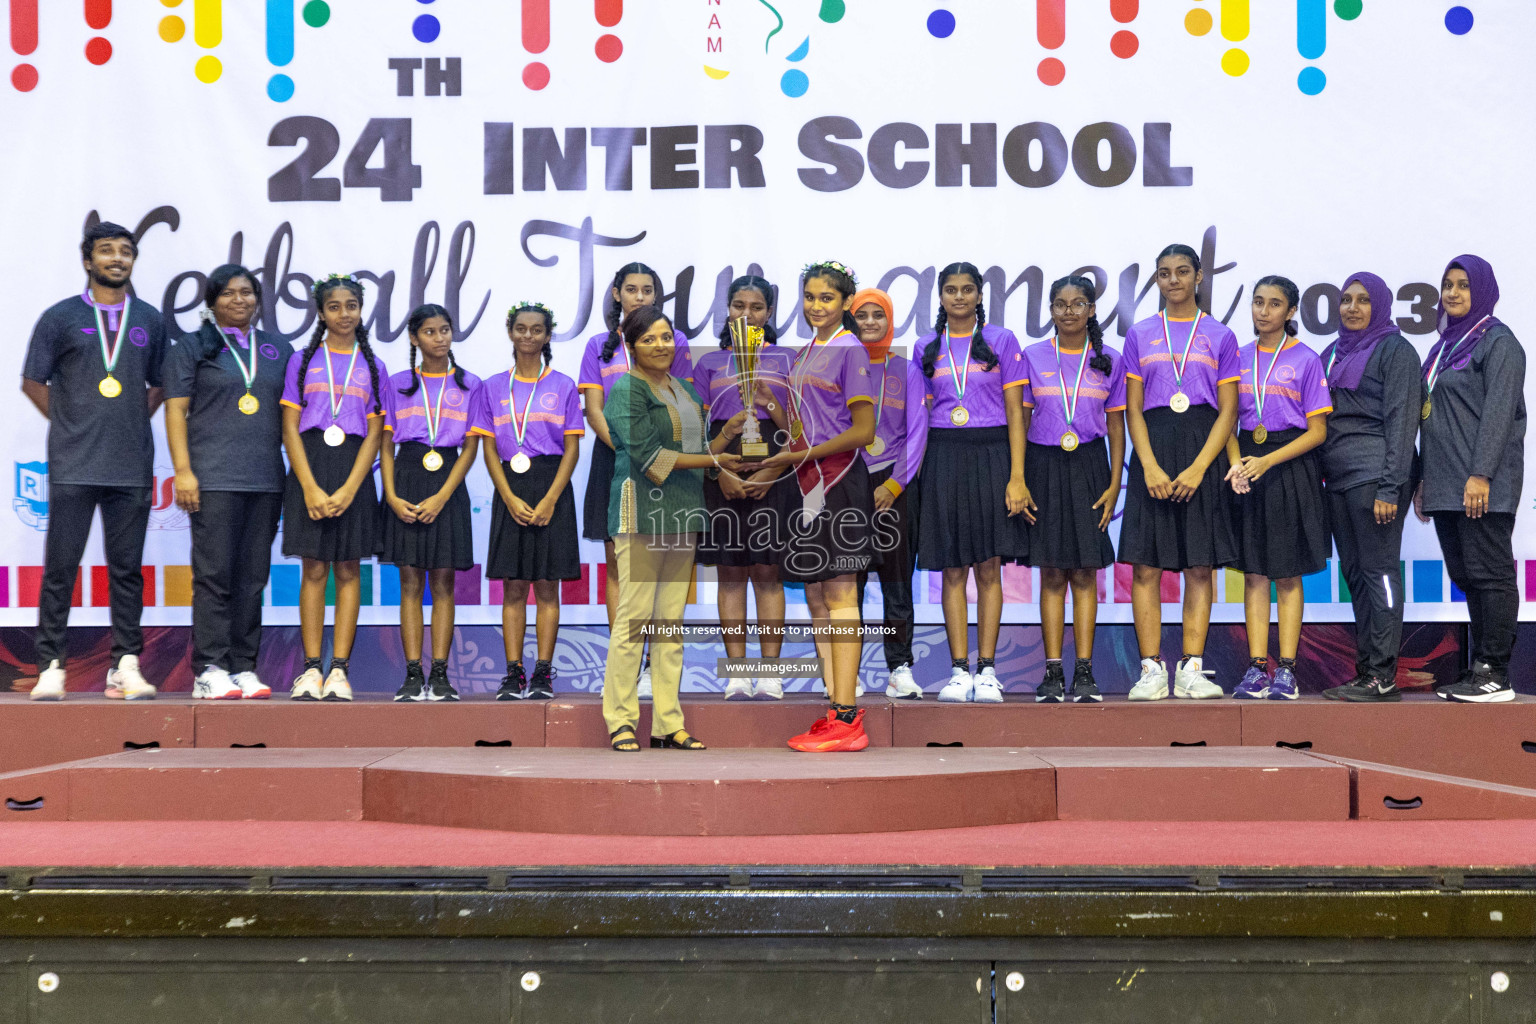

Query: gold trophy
[729,316,770,461]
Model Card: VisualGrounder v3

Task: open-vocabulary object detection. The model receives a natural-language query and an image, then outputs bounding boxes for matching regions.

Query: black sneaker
[1322,676,1401,702]
[1440,662,1515,703]
[527,661,556,700]
[1034,662,1065,703]
[1071,660,1103,703]
[394,663,426,702]
[426,661,459,702]
[495,663,528,701]
[1434,669,1473,695]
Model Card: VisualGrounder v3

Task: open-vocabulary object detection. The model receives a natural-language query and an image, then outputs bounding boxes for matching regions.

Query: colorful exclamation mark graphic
[1297,0,1325,93]
[264,1,330,102]
[1219,0,1248,75]
[595,0,622,63]
[522,0,550,89]
[413,0,441,43]
[1036,0,1065,85]
[1109,0,1138,58]
[10,0,38,90]
[84,0,112,65]
[192,0,222,82]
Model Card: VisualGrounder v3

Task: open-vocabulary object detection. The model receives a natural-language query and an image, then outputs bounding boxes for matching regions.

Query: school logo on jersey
[260,344,280,360]
[12,460,48,531]
[1275,364,1297,384]
[540,391,559,411]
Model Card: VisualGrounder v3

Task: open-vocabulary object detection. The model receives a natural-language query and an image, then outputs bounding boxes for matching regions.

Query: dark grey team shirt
[164,324,295,492]
[1418,325,1526,515]
[22,294,167,488]
[1321,333,1423,504]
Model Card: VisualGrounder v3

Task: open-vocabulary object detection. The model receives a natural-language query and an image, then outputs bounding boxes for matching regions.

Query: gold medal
[866,436,886,458]
[323,424,346,447]
[1169,391,1191,414]
[510,452,532,474]
[790,421,804,441]
[1421,399,1433,421]
[1060,431,1079,452]
[949,405,970,426]
[238,392,260,415]
[1253,424,1268,445]
[422,450,444,472]
[98,375,122,398]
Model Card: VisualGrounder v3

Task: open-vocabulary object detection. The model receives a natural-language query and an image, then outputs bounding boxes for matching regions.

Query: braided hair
[508,303,557,367]
[197,263,262,362]
[600,263,664,362]
[1049,275,1113,375]
[921,262,998,378]
[295,276,383,416]
[397,303,466,397]
[801,261,860,337]
[1254,275,1301,338]
[716,275,779,349]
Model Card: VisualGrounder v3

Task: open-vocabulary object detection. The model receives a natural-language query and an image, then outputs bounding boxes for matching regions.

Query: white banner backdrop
[0,0,1529,626]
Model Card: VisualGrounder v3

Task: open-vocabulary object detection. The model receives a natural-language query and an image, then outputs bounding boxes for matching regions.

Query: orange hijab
[850,287,894,361]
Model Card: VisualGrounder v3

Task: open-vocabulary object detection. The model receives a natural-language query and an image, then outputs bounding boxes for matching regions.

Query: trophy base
[739,441,770,460]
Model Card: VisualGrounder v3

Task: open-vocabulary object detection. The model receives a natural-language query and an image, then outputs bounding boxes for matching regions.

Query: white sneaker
[885,664,923,700]
[234,671,271,700]
[1173,656,1224,699]
[972,666,1004,703]
[753,677,784,700]
[938,666,974,703]
[637,666,653,700]
[855,679,866,698]
[290,666,323,701]
[321,667,353,702]
[30,660,65,701]
[192,666,242,700]
[723,677,753,700]
[1128,658,1170,701]
[104,655,156,701]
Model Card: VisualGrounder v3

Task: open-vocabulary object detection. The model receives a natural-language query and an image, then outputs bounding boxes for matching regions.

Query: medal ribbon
[786,331,857,515]
[92,294,132,379]
[1160,310,1205,390]
[1252,339,1286,425]
[510,370,547,451]
[1052,337,1090,431]
[324,345,360,422]
[421,372,449,446]
[945,329,972,405]
[1425,314,1493,395]
[221,326,259,393]
[787,329,853,438]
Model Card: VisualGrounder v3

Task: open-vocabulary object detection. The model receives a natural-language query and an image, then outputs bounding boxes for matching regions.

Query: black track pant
[36,483,150,669]
[1328,483,1409,683]
[190,491,282,673]
[1432,511,1518,674]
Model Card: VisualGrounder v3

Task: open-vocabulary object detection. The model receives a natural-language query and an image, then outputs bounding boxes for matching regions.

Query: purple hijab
[1422,254,1502,378]
[1321,272,1395,391]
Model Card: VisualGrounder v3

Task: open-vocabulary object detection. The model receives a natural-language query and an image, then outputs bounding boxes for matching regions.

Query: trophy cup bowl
[730,317,771,461]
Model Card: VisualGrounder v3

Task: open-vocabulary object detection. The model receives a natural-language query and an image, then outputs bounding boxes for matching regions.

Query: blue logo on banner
[13,460,48,530]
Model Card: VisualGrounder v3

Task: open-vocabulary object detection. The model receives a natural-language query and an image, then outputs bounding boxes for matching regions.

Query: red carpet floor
[3,818,1534,869]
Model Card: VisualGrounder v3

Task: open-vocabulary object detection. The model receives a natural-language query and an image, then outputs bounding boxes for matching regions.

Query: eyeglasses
[1050,300,1091,313]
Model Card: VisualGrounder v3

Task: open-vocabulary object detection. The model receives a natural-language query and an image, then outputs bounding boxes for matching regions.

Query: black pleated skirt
[916,426,1028,571]
[781,455,879,584]
[1231,427,1330,579]
[581,439,616,542]
[487,455,581,582]
[1119,405,1237,571]
[380,441,475,571]
[282,428,381,563]
[1023,437,1117,570]
[697,417,796,567]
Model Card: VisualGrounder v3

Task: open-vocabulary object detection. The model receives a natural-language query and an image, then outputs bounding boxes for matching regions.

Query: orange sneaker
[787,709,868,752]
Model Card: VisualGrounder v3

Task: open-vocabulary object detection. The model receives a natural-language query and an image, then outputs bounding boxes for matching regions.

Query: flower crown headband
[509,301,559,332]
[803,260,858,287]
[314,273,362,297]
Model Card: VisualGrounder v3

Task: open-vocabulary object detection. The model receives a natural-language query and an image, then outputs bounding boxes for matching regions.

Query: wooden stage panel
[1315,755,1536,821]
[0,702,194,774]
[889,700,1244,749]
[192,700,546,751]
[541,695,894,749]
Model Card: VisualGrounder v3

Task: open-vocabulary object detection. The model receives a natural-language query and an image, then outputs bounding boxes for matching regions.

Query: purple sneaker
[1267,665,1299,700]
[1233,664,1271,700]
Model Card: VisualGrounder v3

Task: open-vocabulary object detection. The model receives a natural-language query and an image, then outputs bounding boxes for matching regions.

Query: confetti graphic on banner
[1183,0,1249,77]
[1297,0,1361,95]
[413,0,441,45]
[1035,0,1065,85]
[1444,5,1473,34]
[518,0,626,90]
[9,0,39,91]
[595,0,624,63]
[158,0,223,83]
[1109,0,1140,58]
[264,0,330,101]
[926,8,955,39]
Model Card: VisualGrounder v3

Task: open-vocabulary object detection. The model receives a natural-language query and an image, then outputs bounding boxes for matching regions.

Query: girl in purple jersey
[472,303,585,700]
[578,263,690,696]
[279,275,388,702]
[915,262,1030,705]
[693,275,796,699]
[1121,244,1241,702]
[380,304,482,703]
[1019,276,1127,704]
[1223,277,1331,701]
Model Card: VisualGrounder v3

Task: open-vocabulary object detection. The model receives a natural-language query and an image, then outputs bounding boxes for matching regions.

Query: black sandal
[650,730,706,750]
[609,726,641,752]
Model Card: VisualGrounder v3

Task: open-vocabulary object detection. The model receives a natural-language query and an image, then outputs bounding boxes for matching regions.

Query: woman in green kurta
[603,306,746,751]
